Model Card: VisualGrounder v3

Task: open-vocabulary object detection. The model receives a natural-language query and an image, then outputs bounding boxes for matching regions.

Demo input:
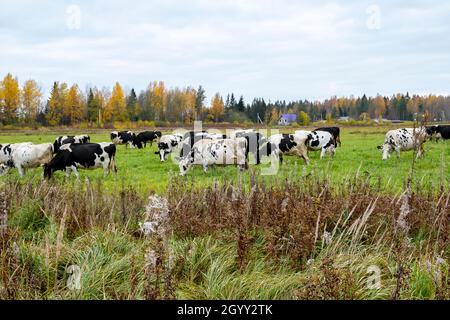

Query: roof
[280,114,297,122]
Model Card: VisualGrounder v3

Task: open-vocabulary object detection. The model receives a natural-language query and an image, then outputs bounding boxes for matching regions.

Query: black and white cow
[0,142,33,164]
[2,143,53,177]
[177,138,248,176]
[377,128,430,160]
[136,131,162,148]
[155,133,184,162]
[179,131,228,158]
[110,131,142,149]
[315,127,341,146]
[427,125,450,141]
[234,131,266,165]
[305,131,336,159]
[44,143,117,179]
[261,133,310,165]
[53,135,90,153]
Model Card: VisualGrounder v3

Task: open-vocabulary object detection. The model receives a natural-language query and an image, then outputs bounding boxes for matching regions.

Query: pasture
[0,126,448,194]
[0,126,449,300]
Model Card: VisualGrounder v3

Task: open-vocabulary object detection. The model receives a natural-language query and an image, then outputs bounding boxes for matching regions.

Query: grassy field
[0,126,448,194]
[1,126,448,300]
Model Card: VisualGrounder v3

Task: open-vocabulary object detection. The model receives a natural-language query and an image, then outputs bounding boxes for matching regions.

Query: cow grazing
[427,125,450,141]
[137,131,162,148]
[44,143,117,179]
[0,142,33,164]
[305,131,336,159]
[155,133,184,162]
[110,131,142,149]
[0,164,8,176]
[315,127,341,146]
[179,131,228,158]
[5,143,53,177]
[261,133,309,165]
[177,138,248,176]
[53,135,90,153]
[377,128,430,160]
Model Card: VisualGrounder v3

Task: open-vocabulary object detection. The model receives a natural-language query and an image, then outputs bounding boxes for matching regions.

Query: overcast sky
[1,0,449,102]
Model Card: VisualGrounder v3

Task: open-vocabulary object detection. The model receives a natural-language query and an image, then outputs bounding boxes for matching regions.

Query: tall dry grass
[0,170,448,299]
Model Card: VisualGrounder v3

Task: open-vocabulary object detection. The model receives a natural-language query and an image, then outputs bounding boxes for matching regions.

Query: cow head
[178,151,195,176]
[156,142,170,161]
[0,163,10,176]
[131,134,143,149]
[43,164,54,179]
[381,143,392,160]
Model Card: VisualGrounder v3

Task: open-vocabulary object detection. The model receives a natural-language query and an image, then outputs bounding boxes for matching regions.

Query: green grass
[0,127,449,194]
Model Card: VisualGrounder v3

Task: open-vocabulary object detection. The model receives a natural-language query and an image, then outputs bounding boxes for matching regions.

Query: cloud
[0,0,449,101]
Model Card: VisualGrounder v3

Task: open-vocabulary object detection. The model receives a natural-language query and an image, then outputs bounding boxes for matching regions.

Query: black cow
[110,131,142,149]
[53,135,90,153]
[314,127,341,147]
[427,125,450,141]
[137,131,162,148]
[44,143,117,179]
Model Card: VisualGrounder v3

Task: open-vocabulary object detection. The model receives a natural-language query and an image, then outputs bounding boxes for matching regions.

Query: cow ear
[377,145,382,150]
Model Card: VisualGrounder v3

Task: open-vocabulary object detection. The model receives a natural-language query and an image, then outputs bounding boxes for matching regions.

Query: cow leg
[71,166,80,179]
[17,165,25,177]
[65,167,72,178]
[395,146,401,158]
[203,162,209,173]
[111,157,118,174]
[279,154,284,165]
[330,146,336,158]
[320,148,326,159]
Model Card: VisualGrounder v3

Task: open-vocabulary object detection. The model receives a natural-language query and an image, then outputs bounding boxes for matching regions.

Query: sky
[1,0,450,102]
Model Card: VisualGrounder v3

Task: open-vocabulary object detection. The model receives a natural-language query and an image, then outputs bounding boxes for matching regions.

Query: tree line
[0,72,449,127]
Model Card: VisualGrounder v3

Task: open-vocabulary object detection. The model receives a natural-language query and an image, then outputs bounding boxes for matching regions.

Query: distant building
[278,114,297,126]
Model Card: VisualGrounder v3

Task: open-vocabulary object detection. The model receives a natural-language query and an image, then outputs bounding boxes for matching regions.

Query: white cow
[378,128,430,160]
[177,138,248,176]
[7,143,54,176]
[305,131,336,159]
[0,142,33,164]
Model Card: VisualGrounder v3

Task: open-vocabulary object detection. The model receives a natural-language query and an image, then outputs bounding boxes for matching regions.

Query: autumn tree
[64,84,85,124]
[46,82,67,126]
[0,73,20,123]
[104,82,127,122]
[298,111,310,125]
[21,79,42,123]
[370,94,387,119]
[210,93,225,122]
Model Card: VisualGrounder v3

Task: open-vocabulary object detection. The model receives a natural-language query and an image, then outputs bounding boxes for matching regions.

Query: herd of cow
[0,124,448,178]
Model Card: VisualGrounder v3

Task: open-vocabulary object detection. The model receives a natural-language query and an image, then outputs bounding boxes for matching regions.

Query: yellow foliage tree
[104,82,127,122]
[1,73,20,123]
[372,94,386,119]
[210,93,224,122]
[21,79,42,123]
[46,82,68,126]
[65,84,85,124]
[152,81,166,121]
[183,87,197,123]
